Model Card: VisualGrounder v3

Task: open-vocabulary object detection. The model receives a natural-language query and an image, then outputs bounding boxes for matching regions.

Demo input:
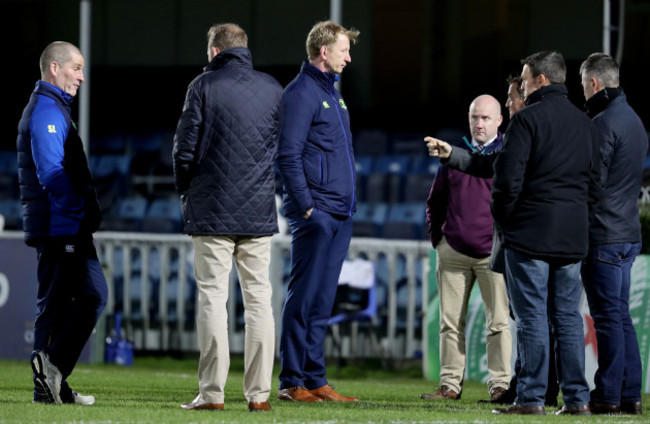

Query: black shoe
[556,405,591,415]
[478,386,515,405]
[620,401,642,415]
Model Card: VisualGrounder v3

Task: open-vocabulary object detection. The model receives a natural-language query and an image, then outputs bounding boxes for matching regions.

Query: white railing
[90,232,430,359]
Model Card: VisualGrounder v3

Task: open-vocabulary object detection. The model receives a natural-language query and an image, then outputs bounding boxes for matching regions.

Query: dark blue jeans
[279,208,352,390]
[505,248,589,408]
[581,242,642,405]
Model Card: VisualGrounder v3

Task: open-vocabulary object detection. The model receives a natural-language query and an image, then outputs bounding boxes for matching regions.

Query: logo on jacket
[338,99,348,110]
[47,125,57,133]
[322,101,330,109]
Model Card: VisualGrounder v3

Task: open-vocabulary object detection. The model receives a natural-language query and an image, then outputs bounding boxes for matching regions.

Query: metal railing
[91,232,431,359]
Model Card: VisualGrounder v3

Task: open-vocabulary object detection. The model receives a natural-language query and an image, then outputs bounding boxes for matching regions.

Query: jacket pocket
[303,154,324,185]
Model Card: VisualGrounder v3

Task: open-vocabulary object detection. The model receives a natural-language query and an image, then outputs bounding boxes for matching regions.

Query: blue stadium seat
[104,196,148,232]
[141,198,182,233]
[0,198,22,230]
[411,156,440,175]
[352,202,388,237]
[382,203,426,239]
[366,155,411,204]
[0,151,18,198]
[355,155,374,203]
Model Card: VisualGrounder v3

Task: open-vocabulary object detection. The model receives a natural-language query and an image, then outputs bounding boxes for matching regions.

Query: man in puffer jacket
[173,23,282,412]
[17,41,107,406]
[276,21,360,403]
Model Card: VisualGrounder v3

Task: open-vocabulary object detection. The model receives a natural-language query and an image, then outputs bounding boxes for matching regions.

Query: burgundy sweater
[426,134,502,258]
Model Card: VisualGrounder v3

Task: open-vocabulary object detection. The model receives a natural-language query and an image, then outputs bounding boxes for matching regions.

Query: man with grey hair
[173,23,282,412]
[579,52,648,415]
[488,51,602,416]
[276,20,360,402]
[17,41,106,405]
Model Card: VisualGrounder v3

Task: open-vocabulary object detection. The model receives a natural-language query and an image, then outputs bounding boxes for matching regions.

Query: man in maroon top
[421,95,511,402]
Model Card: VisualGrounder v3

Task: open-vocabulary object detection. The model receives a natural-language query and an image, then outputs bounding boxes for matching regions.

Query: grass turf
[0,356,648,423]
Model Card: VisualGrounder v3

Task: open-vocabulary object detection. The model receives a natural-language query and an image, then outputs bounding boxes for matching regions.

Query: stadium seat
[141,198,182,233]
[366,155,411,204]
[0,151,18,199]
[104,196,148,232]
[404,174,435,203]
[382,203,426,240]
[0,198,22,230]
[355,155,375,203]
[352,202,388,237]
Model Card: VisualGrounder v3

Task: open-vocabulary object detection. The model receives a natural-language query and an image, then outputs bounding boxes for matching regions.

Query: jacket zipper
[330,84,355,216]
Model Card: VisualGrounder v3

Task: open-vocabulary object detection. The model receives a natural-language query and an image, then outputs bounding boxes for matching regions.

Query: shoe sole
[31,352,62,404]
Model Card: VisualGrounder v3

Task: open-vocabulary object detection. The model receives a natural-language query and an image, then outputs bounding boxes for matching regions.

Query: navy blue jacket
[277,61,356,217]
[17,81,101,246]
[586,88,648,245]
[173,48,283,235]
[492,84,602,262]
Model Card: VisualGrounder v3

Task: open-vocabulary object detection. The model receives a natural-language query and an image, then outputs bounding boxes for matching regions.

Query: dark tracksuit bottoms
[279,208,353,390]
[34,235,108,379]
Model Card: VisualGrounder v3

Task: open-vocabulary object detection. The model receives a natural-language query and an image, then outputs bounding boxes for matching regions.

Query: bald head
[40,41,82,79]
[468,95,503,144]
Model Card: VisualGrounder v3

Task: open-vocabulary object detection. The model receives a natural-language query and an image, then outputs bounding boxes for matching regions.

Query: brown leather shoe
[248,401,272,412]
[308,385,359,402]
[492,404,545,415]
[489,387,507,401]
[277,386,323,402]
[181,395,224,410]
[420,385,461,400]
[590,402,620,414]
[556,404,591,415]
[621,401,642,415]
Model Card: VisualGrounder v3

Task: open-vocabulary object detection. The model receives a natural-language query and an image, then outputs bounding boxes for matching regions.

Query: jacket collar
[205,47,253,72]
[34,80,73,108]
[524,84,568,107]
[300,60,339,92]
[584,87,624,118]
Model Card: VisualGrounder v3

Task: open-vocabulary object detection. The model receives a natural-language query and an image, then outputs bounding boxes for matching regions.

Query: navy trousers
[34,235,108,378]
[581,242,642,405]
[279,208,352,390]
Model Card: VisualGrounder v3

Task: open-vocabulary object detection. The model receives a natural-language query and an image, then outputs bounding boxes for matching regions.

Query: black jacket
[586,88,648,245]
[172,48,283,235]
[491,84,602,262]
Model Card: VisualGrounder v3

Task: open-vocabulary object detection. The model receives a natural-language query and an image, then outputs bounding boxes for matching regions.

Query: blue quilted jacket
[173,47,283,235]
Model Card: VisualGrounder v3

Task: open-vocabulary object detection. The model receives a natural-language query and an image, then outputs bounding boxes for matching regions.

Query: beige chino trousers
[436,236,512,394]
[192,235,274,403]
